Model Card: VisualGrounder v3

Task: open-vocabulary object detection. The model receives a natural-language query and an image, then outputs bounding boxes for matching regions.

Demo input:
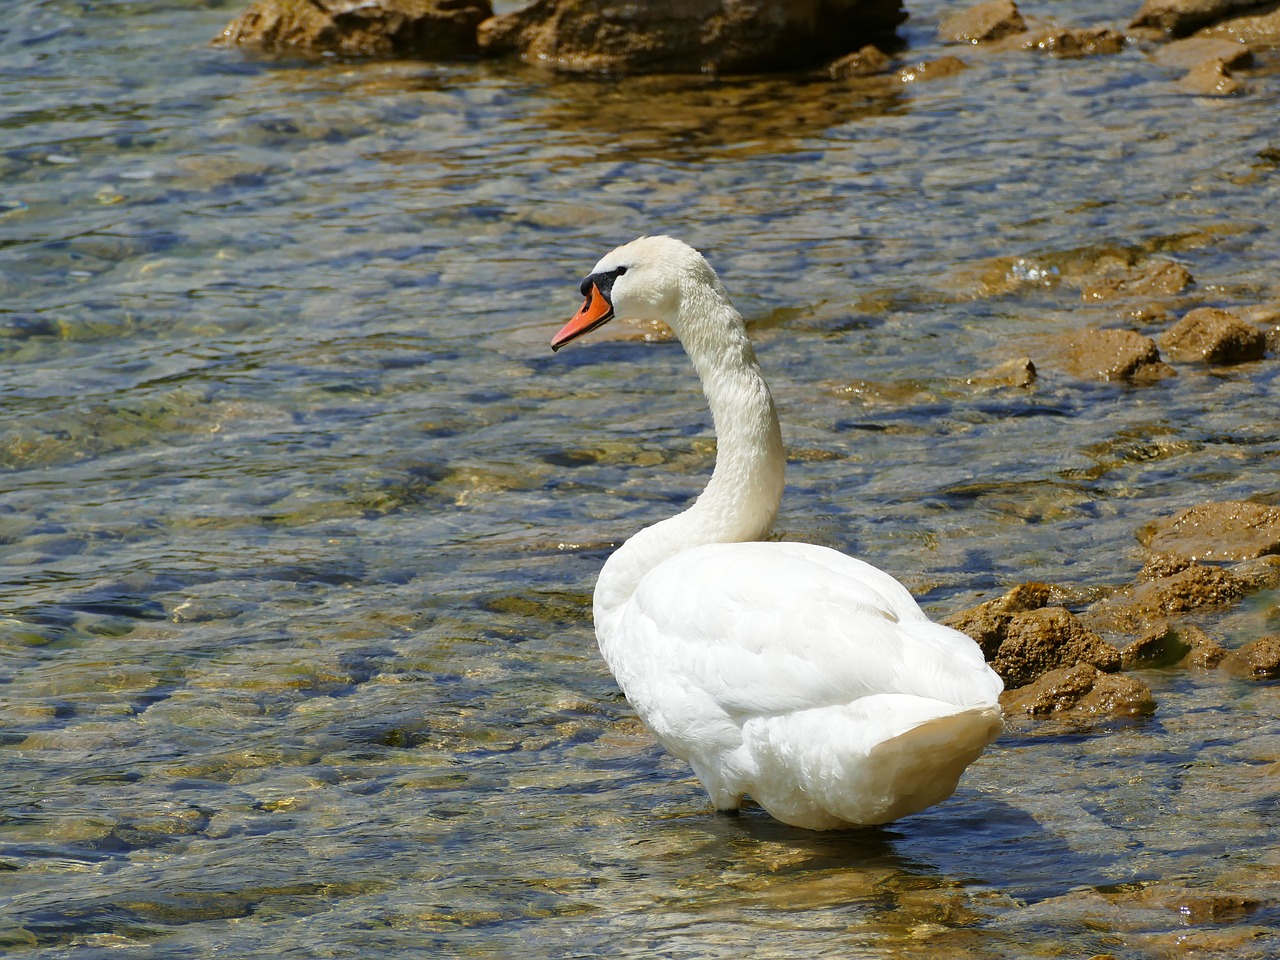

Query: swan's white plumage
[553,236,1003,830]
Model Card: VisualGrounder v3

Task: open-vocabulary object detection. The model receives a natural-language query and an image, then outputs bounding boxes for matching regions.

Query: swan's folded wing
[617,540,1001,721]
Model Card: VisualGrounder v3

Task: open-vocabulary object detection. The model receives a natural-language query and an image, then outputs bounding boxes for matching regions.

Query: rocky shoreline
[214,0,1280,92]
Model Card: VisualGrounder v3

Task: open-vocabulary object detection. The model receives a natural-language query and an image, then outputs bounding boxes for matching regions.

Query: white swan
[551,236,1003,830]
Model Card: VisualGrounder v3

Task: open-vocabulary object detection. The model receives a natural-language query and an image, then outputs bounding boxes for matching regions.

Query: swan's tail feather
[741,695,1003,830]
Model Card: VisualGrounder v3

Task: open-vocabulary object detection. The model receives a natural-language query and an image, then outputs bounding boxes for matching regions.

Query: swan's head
[551,235,725,351]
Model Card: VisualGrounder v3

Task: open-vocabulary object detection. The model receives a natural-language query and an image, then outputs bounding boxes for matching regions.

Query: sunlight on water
[2,1,1279,957]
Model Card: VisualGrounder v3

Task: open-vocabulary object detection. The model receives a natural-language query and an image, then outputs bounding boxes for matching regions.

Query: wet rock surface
[1001,664,1157,719]
[1086,562,1249,633]
[215,0,492,56]
[1140,500,1280,562]
[1159,306,1268,362]
[938,0,1027,44]
[990,607,1122,689]
[476,0,908,74]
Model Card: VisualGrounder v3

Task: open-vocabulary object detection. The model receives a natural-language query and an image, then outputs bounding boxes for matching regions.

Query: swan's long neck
[595,286,786,627]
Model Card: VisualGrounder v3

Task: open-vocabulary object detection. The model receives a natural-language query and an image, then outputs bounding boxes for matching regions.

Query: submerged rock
[1080,259,1194,302]
[215,0,492,57]
[1059,328,1175,382]
[938,0,1027,44]
[1002,664,1156,718]
[476,0,908,74]
[1140,500,1280,562]
[1159,306,1267,362]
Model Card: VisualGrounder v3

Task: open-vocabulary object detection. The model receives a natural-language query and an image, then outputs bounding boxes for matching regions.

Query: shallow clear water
[2,1,1279,956]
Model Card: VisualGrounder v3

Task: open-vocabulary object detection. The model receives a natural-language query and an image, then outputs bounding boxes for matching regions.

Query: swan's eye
[616,266,627,276]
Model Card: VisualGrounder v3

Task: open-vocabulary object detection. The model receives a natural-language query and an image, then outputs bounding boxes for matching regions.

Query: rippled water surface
[3,1,1280,956]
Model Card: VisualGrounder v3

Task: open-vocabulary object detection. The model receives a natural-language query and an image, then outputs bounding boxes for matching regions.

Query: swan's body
[552,236,1002,830]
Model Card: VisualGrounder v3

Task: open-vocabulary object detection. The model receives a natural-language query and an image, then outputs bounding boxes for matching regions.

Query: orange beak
[551,283,615,351]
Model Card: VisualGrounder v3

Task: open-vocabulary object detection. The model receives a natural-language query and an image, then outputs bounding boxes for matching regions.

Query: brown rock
[215,0,492,57]
[1028,27,1127,57]
[1083,563,1250,635]
[1159,306,1267,362]
[992,607,1122,688]
[1177,57,1244,95]
[1151,35,1254,69]
[1141,500,1280,562]
[1060,328,1175,382]
[1002,664,1156,718]
[894,56,969,83]
[476,0,909,75]
[944,582,1053,660]
[1129,0,1271,37]
[1223,634,1280,678]
[1080,259,1193,302]
[829,44,891,79]
[939,0,1027,44]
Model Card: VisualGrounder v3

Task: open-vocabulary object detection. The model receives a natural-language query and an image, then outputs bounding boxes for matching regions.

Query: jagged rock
[944,581,1053,660]
[1028,27,1127,57]
[1140,500,1280,562]
[991,607,1122,689]
[214,0,492,57]
[1223,635,1280,678]
[1002,664,1156,718]
[1159,307,1267,362]
[476,0,908,74]
[1059,328,1175,382]
[829,44,891,78]
[1129,0,1272,37]
[1122,623,1195,668]
[939,0,1027,44]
